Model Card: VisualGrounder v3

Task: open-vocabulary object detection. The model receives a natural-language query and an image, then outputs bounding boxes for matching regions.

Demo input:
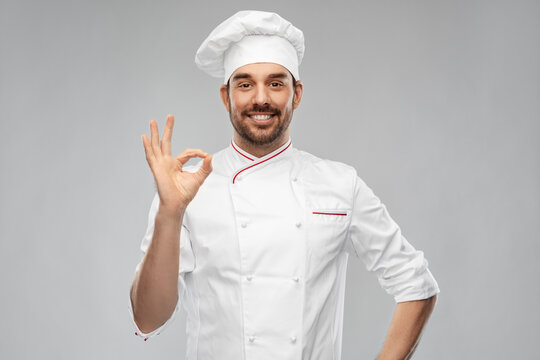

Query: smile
[248,114,276,124]
[250,115,272,120]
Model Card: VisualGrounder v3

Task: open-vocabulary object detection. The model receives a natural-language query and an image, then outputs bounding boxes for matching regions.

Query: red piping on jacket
[231,140,254,161]
[312,212,348,216]
[232,141,292,184]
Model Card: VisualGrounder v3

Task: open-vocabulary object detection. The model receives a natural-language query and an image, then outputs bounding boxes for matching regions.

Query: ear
[292,80,303,109]
[219,84,230,112]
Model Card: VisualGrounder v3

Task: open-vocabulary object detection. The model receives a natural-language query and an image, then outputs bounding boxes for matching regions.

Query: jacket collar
[228,138,293,184]
[230,139,258,163]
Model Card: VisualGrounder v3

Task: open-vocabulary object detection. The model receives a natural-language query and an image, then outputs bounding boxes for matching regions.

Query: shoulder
[293,148,358,191]
[295,148,357,178]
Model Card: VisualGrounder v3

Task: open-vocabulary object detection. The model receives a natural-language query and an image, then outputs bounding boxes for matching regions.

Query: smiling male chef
[130,10,440,360]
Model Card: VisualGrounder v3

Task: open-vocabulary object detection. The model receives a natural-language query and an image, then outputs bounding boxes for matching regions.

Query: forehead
[229,62,293,82]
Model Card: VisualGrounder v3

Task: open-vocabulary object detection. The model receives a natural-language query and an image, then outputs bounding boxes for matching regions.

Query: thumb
[196,154,213,180]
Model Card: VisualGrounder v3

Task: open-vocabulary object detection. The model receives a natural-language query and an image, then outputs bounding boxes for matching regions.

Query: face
[220,63,303,149]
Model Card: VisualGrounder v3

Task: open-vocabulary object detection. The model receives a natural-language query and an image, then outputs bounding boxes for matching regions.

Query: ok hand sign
[142,114,212,215]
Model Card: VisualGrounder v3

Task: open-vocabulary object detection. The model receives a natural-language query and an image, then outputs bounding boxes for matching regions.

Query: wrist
[157,203,186,220]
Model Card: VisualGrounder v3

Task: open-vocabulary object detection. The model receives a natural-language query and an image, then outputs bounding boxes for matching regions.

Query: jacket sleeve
[346,175,440,303]
[129,192,196,341]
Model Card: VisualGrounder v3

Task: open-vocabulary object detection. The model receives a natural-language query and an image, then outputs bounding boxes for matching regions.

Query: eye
[238,83,252,88]
[269,82,283,87]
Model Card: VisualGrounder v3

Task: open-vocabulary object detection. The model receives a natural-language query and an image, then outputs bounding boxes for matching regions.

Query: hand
[142,114,212,214]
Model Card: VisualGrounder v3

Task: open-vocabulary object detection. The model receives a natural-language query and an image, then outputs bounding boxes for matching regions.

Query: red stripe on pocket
[312,212,347,216]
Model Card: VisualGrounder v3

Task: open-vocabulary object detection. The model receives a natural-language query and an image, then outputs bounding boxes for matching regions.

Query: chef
[129,10,440,360]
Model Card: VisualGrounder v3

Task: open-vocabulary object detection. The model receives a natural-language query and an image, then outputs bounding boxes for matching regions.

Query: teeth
[251,115,272,120]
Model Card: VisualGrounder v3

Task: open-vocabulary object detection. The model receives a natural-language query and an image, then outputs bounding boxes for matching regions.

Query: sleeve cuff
[394,285,440,303]
[392,267,441,303]
[128,296,179,341]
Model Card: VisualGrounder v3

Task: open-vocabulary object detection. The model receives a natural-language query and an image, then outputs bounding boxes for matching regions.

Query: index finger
[175,149,209,167]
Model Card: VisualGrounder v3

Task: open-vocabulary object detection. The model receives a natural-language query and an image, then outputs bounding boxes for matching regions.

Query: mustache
[241,105,281,116]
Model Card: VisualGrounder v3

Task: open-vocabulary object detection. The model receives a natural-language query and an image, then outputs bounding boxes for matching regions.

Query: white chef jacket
[130,138,440,360]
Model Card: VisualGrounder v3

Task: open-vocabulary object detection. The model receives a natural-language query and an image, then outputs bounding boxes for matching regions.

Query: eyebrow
[267,73,289,80]
[231,72,290,82]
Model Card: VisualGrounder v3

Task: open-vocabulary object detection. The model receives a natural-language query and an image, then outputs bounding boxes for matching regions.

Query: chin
[246,130,285,146]
[231,113,290,146]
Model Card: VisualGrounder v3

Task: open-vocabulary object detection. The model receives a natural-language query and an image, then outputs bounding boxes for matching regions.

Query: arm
[376,294,437,360]
[130,115,212,334]
[346,175,440,358]
[130,205,184,333]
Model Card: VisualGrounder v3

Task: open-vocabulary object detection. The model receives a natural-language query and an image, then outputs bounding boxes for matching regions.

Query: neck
[233,133,289,158]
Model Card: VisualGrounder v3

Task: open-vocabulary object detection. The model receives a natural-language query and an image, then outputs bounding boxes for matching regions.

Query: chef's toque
[195,10,305,84]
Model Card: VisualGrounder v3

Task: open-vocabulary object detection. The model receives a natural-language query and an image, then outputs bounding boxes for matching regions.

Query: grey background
[1,0,538,359]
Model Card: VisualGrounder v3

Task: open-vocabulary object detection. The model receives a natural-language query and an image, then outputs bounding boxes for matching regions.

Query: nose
[253,84,269,105]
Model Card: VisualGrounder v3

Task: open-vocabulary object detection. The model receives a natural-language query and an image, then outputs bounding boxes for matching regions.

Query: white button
[248,336,255,342]
[292,276,299,282]
[295,222,302,228]
[246,275,253,281]
[241,222,247,228]
[290,336,297,343]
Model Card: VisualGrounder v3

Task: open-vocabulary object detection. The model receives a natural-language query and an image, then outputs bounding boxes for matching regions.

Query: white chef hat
[195,10,305,84]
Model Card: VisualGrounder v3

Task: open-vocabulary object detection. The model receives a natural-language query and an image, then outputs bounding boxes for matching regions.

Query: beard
[228,100,294,147]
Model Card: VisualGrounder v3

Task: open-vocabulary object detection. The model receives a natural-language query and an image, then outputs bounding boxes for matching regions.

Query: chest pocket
[304,205,351,274]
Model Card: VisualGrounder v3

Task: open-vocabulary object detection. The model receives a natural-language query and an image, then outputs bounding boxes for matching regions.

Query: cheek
[279,98,294,112]
[230,97,249,113]
[276,92,294,108]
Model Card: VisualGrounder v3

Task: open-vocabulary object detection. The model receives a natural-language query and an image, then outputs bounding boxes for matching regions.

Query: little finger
[141,134,156,167]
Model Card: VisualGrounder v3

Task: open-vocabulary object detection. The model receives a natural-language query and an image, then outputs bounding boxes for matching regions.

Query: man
[130,10,439,360]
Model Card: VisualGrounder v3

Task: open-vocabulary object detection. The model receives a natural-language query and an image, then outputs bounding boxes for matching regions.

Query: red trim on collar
[231,140,254,161]
[232,141,291,184]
